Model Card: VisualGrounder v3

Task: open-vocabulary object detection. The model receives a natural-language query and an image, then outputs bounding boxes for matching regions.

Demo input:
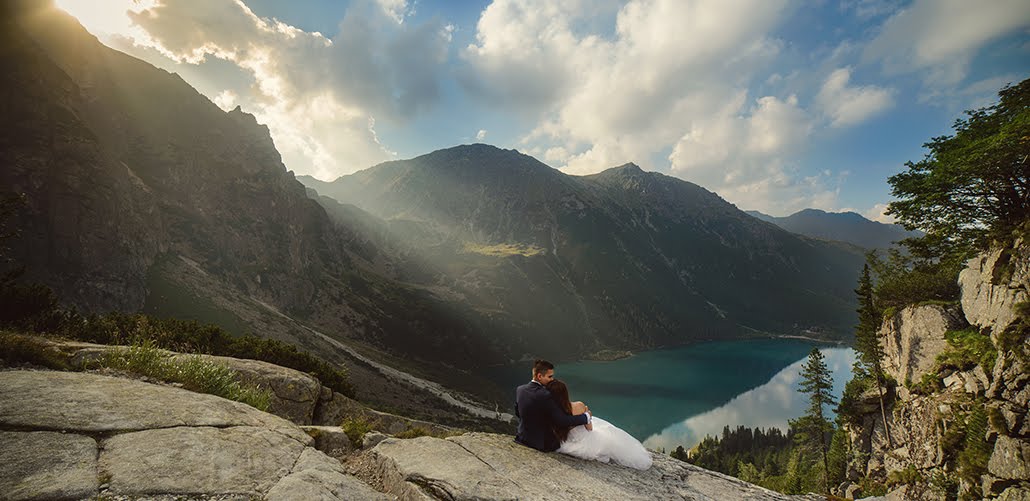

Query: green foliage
[929,470,959,501]
[737,461,762,484]
[936,328,998,372]
[670,445,689,461]
[858,477,888,497]
[39,309,354,395]
[0,331,69,370]
[887,78,1030,260]
[837,372,872,426]
[957,405,992,496]
[909,371,943,396]
[887,465,924,488]
[826,426,848,488]
[96,340,272,411]
[794,348,837,494]
[868,249,962,312]
[340,415,379,445]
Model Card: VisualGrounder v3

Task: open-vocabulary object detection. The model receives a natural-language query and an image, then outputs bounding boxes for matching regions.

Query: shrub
[937,329,997,372]
[957,405,992,495]
[341,415,379,445]
[97,341,272,411]
[0,330,69,369]
[887,465,923,487]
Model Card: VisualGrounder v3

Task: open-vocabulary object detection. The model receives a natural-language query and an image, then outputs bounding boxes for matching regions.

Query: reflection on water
[485,339,853,443]
[643,347,855,451]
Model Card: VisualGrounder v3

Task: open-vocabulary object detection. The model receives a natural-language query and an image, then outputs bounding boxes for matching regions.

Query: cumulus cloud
[74,0,452,179]
[816,67,894,127]
[462,0,848,212]
[476,129,488,141]
[863,0,1030,88]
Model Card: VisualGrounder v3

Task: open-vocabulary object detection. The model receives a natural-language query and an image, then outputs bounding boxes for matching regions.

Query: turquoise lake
[489,339,855,450]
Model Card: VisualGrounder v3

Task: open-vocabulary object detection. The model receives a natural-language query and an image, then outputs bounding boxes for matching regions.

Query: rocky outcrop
[880,303,968,387]
[843,240,1030,500]
[367,432,821,501]
[0,370,388,500]
[960,238,1030,339]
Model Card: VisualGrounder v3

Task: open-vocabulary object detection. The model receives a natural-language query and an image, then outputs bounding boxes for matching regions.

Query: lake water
[489,339,855,450]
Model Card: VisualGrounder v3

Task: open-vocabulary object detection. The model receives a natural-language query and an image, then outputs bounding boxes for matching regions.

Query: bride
[546,380,652,470]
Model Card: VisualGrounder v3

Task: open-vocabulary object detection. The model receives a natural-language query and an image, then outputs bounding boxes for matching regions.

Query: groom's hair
[532,359,554,375]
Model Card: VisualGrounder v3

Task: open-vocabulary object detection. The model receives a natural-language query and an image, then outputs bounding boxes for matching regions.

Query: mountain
[746,208,920,250]
[3,3,863,405]
[0,2,508,412]
[301,145,867,354]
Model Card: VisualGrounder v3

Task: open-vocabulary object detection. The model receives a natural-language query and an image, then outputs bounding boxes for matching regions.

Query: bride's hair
[546,379,574,442]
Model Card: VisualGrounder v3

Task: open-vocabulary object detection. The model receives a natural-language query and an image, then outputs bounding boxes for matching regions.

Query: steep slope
[0,2,503,385]
[747,208,919,250]
[302,146,866,354]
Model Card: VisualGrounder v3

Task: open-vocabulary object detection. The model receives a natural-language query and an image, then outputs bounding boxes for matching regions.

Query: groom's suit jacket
[514,381,589,452]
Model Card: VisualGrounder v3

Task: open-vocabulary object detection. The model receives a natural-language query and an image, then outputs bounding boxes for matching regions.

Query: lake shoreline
[574,333,851,363]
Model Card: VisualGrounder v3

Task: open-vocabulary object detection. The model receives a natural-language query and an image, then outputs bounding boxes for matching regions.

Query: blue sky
[57,0,1030,219]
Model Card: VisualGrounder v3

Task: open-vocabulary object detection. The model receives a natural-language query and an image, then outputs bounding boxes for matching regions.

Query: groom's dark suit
[514,381,589,452]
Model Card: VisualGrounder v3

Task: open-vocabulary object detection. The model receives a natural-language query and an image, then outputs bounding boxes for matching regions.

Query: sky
[55,0,1030,219]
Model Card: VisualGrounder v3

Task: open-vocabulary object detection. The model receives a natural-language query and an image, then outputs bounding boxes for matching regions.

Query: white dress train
[557,416,653,470]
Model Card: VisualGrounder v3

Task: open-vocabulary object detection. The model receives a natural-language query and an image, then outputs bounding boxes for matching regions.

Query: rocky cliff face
[842,237,1030,500]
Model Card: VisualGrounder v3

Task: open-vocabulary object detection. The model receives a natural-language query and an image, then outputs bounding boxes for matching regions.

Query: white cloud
[864,0,1030,88]
[212,89,238,111]
[463,0,851,213]
[864,203,895,224]
[61,0,452,180]
[476,129,488,141]
[816,67,894,127]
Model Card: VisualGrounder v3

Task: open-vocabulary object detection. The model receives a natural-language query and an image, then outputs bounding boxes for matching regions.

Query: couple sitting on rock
[514,359,652,470]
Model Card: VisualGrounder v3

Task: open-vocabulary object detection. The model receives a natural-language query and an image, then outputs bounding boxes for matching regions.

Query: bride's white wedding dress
[557,416,652,470]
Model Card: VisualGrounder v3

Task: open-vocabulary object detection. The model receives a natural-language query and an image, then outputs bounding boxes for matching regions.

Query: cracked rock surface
[0,370,387,500]
[368,433,822,500]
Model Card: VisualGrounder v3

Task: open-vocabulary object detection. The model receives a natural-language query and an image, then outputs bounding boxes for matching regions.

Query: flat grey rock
[0,431,98,501]
[370,432,818,500]
[266,448,391,500]
[100,426,305,496]
[0,370,310,444]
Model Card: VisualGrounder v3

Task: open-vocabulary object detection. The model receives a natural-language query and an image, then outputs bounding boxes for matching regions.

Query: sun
[53,0,156,39]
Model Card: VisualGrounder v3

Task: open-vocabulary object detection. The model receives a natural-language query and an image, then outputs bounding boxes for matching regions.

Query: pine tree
[795,348,838,495]
[854,261,893,448]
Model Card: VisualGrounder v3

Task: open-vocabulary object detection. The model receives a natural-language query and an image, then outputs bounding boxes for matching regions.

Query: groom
[514,359,590,452]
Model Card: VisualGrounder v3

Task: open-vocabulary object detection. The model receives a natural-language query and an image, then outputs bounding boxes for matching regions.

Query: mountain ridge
[746,208,920,250]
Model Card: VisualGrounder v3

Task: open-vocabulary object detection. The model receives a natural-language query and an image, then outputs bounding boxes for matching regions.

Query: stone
[964,370,986,396]
[998,486,1030,501]
[960,242,1030,340]
[845,482,863,499]
[990,436,1030,480]
[363,431,391,449]
[0,431,98,501]
[266,448,390,501]
[0,370,311,445]
[99,426,306,496]
[880,304,967,385]
[944,373,964,389]
[187,354,324,425]
[370,432,821,501]
[301,425,354,458]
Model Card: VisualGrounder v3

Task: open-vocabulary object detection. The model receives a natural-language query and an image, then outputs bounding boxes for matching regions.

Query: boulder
[302,425,355,458]
[0,370,381,499]
[0,431,99,501]
[369,432,822,500]
[99,426,305,495]
[362,431,391,449]
[187,354,324,425]
[880,304,967,386]
[959,241,1030,340]
[265,448,390,500]
[990,436,1030,481]
[998,486,1030,501]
